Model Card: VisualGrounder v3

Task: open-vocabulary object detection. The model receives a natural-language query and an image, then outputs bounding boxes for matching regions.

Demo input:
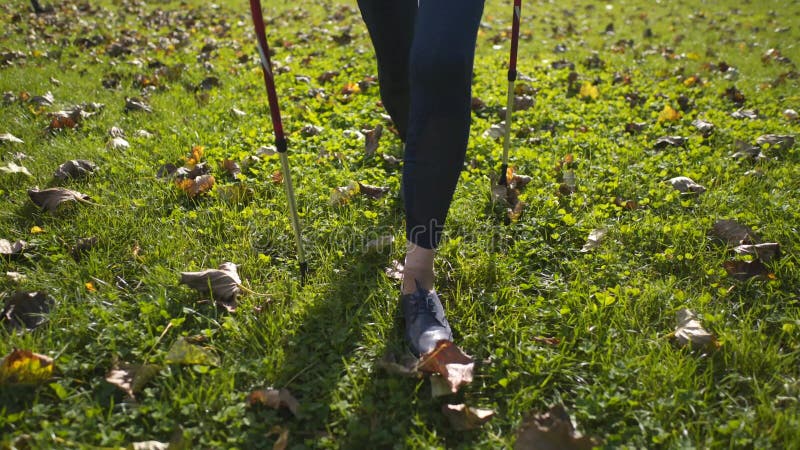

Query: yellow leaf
[85,281,96,292]
[684,76,698,87]
[0,349,55,384]
[30,226,44,234]
[579,82,599,99]
[658,104,681,122]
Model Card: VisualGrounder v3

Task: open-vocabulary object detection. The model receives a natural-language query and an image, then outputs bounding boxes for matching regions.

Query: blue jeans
[358,0,485,249]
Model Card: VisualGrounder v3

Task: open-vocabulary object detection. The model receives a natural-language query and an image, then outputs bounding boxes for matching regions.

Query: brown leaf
[125,97,152,113]
[756,134,795,152]
[532,336,561,346]
[691,119,715,136]
[358,182,389,200]
[653,136,687,150]
[723,259,771,281]
[71,236,98,260]
[0,132,24,144]
[54,159,97,180]
[711,219,759,245]
[730,108,758,120]
[175,174,215,197]
[666,176,705,194]
[417,340,474,394]
[28,187,91,212]
[580,228,606,253]
[363,124,383,156]
[733,243,780,263]
[0,239,27,258]
[442,404,495,431]
[514,405,599,450]
[672,309,719,349]
[247,388,300,416]
[105,364,161,399]
[0,349,55,384]
[317,70,339,84]
[731,140,763,160]
[220,159,241,178]
[382,153,401,166]
[179,262,241,303]
[613,197,638,210]
[2,292,53,330]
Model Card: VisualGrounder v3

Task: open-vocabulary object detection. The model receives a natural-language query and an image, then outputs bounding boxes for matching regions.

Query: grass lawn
[1,0,799,448]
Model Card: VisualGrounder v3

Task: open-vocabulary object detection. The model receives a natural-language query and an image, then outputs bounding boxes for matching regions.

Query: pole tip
[299,261,309,284]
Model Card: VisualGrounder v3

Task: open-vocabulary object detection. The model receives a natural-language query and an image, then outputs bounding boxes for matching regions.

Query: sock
[402,243,435,294]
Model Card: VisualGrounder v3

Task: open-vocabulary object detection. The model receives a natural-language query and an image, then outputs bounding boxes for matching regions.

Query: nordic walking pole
[249,0,308,279]
[498,0,522,186]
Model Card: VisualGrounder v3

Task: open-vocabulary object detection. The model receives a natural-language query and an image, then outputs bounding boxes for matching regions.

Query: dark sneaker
[400,287,453,356]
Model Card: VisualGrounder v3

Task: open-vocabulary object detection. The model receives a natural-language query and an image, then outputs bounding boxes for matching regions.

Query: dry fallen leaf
[0,132,24,144]
[2,291,53,331]
[175,174,215,197]
[442,404,495,431]
[54,159,97,180]
[0,239,27,258]
[733,243,780,263]
[330,181,360,205]
[107,136,130,150]
[179,262,241,303]
[657,104,681,122]
[358,182,390,200]
[672,308,719,349]
[483,122,506,139]
[165,338,220,366]
[691,119,715,136]
[0,162,31,177]
[417,340,474,394]
[105,364,161,399]
[125,97,152,113]
[0,349,55,384]
[580,228,607,253]
[711,219,759,246]
[756,134,795,152]
[666,176,706,194]
[270,426,289,450]
[363,124,383,156]
[532,336,561,346]
[220,159,241,178]
[653,136,687,150]
[28,187,91,212]
[514,405,599,450]
[247,388,300,416]
[723,259,771,281]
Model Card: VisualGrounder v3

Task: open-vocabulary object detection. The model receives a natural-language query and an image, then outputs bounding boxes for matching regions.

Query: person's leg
[356,0,416,141]
[402,0,485,294]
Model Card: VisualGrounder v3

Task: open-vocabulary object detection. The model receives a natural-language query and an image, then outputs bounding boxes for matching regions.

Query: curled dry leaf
[107,136,130,150]
[532,336,561,346]
[28,187,91,212]
[756,134,795,152]
[514,405,599,450]
[109,126,125,138]
[220,159,241,177]
[301,124,323,136]
[731,140,763,160]
[483,122,506,139]
[0,162,32,177]
[71,236,98,260]
[2,291,53,330]
[723,259,771,281]
[0,132,24,144]
[54,159,97,180]
[730,108,758,120]
[691,119,715,136]
[363,124,383,156]
[330,181,360,205]
[247,388,300,416]
[165,338,220,366]
[711,219,759,246]
[442,404,495,431]
[6,272,26,283]
[179,262,241,303]
[382,153,401,166]
[0,349,55,384]
[784,109,798,120]
[175,174,215,197]
[653,136,687,150]
[672,309,719,350]
[125,97,152,113]
[358,182,390,200]
[733,243,780,263]
[580,228,607,253]
[417,340,474,394]
[270,426,289,450]
[667,176,705,194]
[105,364,161,398]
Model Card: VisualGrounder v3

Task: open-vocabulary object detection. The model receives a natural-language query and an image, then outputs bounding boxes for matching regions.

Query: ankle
[402,243,435,294]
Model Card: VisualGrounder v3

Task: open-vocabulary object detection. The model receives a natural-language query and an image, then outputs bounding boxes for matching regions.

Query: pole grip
[508,0,521,77]
[249,0,285,141]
